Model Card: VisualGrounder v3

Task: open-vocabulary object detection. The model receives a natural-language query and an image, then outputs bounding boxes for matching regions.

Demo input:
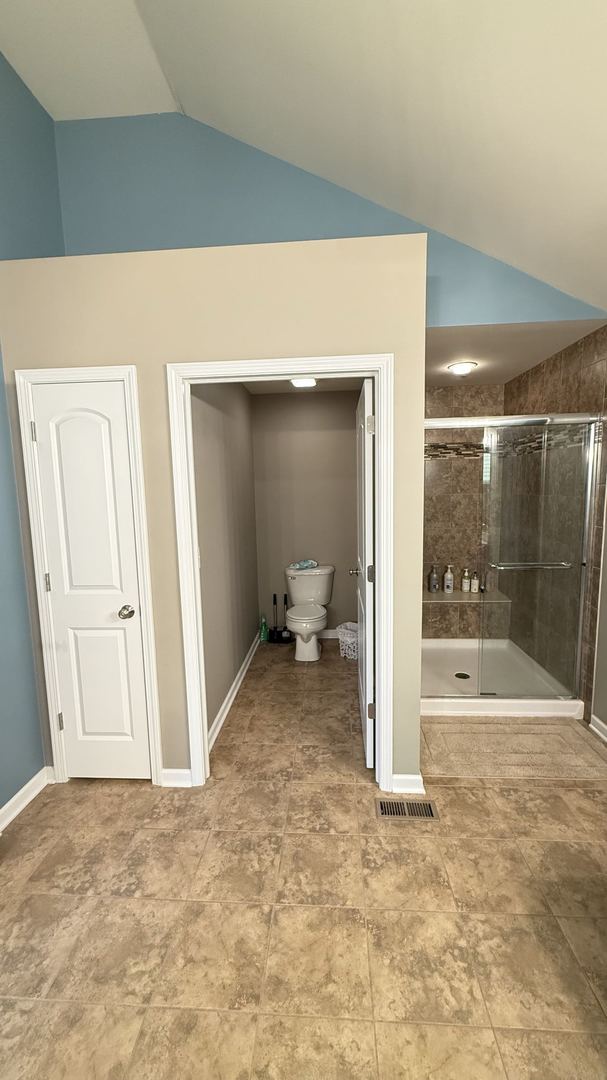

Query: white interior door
[29,379,151,778]
[356,379,375,767]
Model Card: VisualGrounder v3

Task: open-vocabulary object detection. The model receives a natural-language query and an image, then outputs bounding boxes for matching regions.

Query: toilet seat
[286,602,326,626]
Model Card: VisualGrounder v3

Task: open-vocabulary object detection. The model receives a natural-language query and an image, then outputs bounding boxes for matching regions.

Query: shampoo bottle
[471,572,480,594]
[428,564,440,593]
[443,565,454,594]
[461,568,471,592]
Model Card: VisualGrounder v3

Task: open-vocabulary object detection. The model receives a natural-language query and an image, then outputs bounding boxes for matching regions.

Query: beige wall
[252,390,358,629]
[0,234,427,776]
[191,383,259,729]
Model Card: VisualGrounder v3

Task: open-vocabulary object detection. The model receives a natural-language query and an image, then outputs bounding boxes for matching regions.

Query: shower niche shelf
[422,589,511,604]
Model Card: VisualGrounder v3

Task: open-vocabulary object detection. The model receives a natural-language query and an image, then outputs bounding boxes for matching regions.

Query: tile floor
[2,641,607,1077]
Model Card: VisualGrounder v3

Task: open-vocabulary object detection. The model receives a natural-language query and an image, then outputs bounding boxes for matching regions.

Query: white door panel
[356,380,375,767]
[32,381,151,779]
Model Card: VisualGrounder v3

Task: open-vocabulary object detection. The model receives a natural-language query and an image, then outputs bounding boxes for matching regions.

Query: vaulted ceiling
[1,0,605,308]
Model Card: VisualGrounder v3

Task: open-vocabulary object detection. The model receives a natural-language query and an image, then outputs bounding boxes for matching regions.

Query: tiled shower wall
[504,324,607,716]
[424,385,504,638]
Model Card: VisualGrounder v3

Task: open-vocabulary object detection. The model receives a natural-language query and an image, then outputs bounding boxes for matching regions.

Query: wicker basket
[337,622,358,661]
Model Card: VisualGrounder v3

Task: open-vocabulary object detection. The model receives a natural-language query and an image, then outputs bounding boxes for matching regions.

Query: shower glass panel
[479,420,593,698]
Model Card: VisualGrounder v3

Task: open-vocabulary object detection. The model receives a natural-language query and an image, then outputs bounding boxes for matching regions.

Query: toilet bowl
[285,603,327,661]
[284,564,335,661]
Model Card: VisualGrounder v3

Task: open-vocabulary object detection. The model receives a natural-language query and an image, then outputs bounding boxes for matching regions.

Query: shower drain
[454,671,471,679]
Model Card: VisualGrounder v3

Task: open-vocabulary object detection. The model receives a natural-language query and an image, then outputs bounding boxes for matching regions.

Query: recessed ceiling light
[290,377,317,388]
[447,361,478,377]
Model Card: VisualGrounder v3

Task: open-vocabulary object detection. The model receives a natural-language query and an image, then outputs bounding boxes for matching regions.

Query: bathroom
[190,376,366,749]
[422,325,605,722]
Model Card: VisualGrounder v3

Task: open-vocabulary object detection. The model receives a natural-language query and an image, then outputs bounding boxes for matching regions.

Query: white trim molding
[209,635,259,750]
[590,714,607,744]
[422,697,584,719]
[0,766,55,832]
[392,773,426,795]
[160,769,193,787]
[15,366,163,786]
[167,354,395,790]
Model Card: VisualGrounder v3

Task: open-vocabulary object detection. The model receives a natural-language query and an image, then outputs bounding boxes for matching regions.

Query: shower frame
[423,412,601,706]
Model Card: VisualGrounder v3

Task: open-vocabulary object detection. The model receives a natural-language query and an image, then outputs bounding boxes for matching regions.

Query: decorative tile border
[425,442,484,459]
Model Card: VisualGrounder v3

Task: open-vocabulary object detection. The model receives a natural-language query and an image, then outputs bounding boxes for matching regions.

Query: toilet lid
[287,603,325,620]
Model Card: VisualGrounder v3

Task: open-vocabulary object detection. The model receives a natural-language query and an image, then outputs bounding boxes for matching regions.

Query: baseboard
[160,768,193,788]
[319,629,339,639]
[590,714,607,744]
[421,697,584,719]
[391,773,426,795]
[208,634,259,750]
[0,765,55,832]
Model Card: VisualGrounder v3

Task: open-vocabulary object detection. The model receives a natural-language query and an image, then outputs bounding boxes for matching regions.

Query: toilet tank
[285,565,335,605]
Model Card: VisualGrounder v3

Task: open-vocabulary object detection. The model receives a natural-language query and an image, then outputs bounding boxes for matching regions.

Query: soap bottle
[443,565,454,594]
[461,568,471,593]
[428,564,440,593]
[471,571,480,594]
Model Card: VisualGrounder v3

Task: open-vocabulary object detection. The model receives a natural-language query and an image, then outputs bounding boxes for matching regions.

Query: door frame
[167,354,395,790]
[15,366,163,785]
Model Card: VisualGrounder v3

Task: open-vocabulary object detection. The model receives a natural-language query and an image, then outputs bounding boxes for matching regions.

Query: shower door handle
[489,561,573,570]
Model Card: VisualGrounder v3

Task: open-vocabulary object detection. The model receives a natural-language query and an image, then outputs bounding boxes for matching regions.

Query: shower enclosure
[422,414,600,707]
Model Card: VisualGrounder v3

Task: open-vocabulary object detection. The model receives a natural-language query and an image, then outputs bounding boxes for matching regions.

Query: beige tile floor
[2,641,607,1077]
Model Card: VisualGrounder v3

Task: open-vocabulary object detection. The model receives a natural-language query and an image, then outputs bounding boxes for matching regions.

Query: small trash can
[337,622,358,661]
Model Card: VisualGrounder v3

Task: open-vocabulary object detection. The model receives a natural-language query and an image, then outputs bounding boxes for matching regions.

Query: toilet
[285,564,335,661]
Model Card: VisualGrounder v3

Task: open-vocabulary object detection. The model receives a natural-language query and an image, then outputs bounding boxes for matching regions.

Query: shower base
[421,637,583,718]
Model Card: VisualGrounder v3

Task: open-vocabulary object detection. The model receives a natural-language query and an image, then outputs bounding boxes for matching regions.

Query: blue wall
[0,54,64,259]
[55,113,604,327]
[0,54,64,806]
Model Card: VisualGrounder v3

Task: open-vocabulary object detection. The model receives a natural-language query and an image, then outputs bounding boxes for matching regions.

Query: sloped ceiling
[1,0,606,307]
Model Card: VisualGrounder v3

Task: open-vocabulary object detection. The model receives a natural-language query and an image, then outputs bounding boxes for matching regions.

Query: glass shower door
[479,421,592,699]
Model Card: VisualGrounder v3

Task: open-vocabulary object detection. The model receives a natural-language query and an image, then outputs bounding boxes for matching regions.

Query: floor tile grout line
[357,824,381,1077]
[16,885,601,915]
[251,903,280,1076]
[553,912,607,1022]
[4,993,607,1034]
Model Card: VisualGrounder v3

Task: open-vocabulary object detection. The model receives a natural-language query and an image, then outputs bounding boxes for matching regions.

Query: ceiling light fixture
[290,377,317,388]
[447,361,478,377]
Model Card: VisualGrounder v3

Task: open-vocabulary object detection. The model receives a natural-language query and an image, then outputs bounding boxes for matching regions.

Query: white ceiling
[0,0,176,118]
[425,319,606,387]
[1,1,606,307]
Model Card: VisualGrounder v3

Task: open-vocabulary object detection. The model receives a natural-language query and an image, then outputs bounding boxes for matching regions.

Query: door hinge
[44,572,52,592]
[366,415,375,435]
[57,712,64,731]
[367,703,376,720]
[367,564,375,583]
[30,420,37,442]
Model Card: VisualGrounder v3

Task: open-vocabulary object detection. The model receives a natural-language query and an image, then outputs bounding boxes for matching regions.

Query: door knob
[118,604,135,620]
[348,568,361,576]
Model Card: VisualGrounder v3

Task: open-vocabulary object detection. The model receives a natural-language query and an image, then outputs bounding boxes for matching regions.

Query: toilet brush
[269,593,279,643]
[280,593,292,643]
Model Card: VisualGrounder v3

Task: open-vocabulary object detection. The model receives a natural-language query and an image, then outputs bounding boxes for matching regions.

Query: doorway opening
[167,355,395,790]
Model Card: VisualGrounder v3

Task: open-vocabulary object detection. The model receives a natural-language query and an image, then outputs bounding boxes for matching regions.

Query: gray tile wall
[424,385,505,638]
